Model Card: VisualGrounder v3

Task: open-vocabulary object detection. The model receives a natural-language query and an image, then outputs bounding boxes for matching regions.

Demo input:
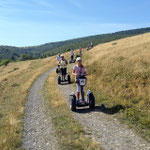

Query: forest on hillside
[1,27,150,61]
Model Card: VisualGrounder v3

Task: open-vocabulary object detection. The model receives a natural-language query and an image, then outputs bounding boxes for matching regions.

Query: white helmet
[76,57,82,62]
[61,54,64,57]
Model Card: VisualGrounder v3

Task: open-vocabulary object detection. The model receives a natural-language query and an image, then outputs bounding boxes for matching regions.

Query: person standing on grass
[71,49,74,60]
[60,55,68,80]
[91,42,93,48]
[79,47,82,56]
[72,57,87,101]
[88,43,90,50]
[56,53,62,69]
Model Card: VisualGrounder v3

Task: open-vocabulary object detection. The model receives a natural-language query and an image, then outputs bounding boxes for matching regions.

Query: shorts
[71,55,74,60]
[61,68,67,75]
[76,83,85,92]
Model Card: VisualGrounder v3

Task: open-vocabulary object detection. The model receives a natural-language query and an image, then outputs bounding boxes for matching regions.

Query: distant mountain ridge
[1,27,150,60]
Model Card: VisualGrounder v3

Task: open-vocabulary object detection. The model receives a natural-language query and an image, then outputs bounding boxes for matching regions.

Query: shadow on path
[60,82,74,85]
[76,104,124,115]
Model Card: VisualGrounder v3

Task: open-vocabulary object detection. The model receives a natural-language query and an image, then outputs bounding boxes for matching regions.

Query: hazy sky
[0,0,150,46]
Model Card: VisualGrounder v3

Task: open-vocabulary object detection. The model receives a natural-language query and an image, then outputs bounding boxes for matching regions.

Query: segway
[69,55,75,64]
[69,75,95,111]
[57,68,71,85]
[56,67,61,74]
[56,62,61,74]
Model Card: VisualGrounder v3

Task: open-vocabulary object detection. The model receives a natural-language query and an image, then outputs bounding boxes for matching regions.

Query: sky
[0,0,150,47]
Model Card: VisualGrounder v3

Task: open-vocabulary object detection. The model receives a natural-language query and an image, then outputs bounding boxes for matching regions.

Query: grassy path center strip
[44,71,102,150]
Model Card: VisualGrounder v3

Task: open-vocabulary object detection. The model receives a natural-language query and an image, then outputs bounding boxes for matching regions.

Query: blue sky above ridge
[0,0,150,46]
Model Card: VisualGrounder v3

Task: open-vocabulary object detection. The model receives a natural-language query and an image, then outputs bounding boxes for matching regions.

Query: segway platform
[69,59,75,64]
[58,74,71,85]
[76,100,89,107]
[69,90,95,111]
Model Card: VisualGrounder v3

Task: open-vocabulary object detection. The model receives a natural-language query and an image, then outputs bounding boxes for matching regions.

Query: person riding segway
[79,47,82,56]
[69,49,75,63]
[72,57,87,102]
[69,57,95,111]
[91,42,93,48]
[57,55,71,84]
[56,53,62,74]
[60,55,68,80]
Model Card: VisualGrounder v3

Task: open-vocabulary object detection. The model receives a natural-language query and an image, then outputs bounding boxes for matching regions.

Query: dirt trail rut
[22,68,59,150]
[58,73,150,150]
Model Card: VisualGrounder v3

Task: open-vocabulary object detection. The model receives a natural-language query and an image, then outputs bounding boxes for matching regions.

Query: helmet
[61,55,64,57]
[58,53,60,55]
[76,57,82,62]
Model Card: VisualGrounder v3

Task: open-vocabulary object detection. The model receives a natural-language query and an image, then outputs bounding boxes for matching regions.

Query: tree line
[1,27,150,64]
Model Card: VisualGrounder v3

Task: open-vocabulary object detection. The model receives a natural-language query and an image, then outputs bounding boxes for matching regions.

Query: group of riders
[87,42,93,50]
[56,48,86,101]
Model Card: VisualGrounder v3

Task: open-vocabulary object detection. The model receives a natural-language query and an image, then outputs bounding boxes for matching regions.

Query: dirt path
[22,68,59,150]
[22,63,150,150]
[58,71,150,150]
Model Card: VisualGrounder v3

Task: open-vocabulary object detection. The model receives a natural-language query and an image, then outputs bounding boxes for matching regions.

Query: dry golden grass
[0,48,85,149]
[83,33,150,141]
[0,56,56,149]
[0,48,82,149]
[86,33,150,63]
[85,33,150,103]
[44,71,101,150]
[0,61,31,82]
[2,32,150,148]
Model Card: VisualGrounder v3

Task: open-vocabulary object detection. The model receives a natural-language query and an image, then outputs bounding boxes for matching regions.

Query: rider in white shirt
[72,57,87,101]
[70,50,74,60]
[60,55,68,80]
[56,53,62,68]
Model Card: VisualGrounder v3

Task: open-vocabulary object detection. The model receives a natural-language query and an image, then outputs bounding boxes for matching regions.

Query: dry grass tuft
[8,114,19,127]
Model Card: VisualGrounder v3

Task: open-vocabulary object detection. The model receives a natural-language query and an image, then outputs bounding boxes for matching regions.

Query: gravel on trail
[58,73,150,150]
[22,68,59,150]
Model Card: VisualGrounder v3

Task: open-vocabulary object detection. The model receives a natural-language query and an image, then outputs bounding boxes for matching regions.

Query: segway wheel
[67,75,71,84]
[58,76,61,84]
[69,95,76,111]
[56,68,59,74]
[89,93,95,109]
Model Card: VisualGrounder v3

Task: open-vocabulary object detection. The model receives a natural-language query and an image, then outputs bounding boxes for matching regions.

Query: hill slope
[0,51,100,149]
[84,33,150,141]
[1,33,150,149]
[1,27,150,60]
[0,56,57,149]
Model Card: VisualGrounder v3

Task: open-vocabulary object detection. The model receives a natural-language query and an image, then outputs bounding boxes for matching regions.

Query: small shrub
[14,67,19,71]
[0,59,9,66]
[112,42,117,45]
[19,54,34,61]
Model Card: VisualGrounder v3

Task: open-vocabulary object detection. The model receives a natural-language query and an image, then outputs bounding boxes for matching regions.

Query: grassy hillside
[83,33,150,141]
[0,57,56,149]
[1,32,150,149]
[1,27,150,60]
[0,50,90,149]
